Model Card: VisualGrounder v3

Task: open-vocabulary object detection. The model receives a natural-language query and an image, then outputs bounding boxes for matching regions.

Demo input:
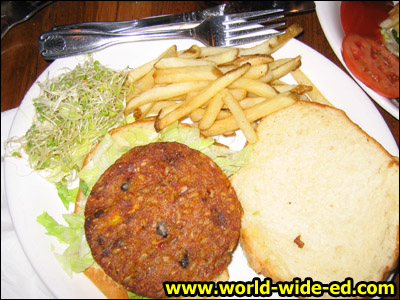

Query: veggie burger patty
[85,142,242,298]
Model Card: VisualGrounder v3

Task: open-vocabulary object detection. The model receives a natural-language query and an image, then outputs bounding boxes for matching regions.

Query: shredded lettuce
[204,143,252,178]
[55,182,79,210]
[37,212,94,277]
[160,122,252,177]
[79,127,159,190]
[79,122,251,190]
[380,4,399,57]
[127,291,149,299]
[159,122,215,151]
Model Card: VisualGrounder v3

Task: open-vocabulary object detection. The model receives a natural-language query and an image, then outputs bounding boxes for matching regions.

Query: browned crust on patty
[84,141,242,298]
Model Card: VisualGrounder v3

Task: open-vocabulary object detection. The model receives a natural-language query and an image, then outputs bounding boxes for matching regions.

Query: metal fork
[39,10,285,60]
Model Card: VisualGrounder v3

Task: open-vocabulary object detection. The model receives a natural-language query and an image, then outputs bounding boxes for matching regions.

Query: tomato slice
[340,1,393,42]
[342,34,399,98]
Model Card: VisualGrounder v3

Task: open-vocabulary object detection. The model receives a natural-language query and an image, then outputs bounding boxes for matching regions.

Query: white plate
[4,37,399,299]
[315,1,399,120]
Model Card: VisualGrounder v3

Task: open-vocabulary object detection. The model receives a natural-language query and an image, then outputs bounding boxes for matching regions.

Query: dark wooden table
[1,1,398,298]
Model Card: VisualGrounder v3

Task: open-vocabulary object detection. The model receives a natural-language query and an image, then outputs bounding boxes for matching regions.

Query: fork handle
[38,29,191,60]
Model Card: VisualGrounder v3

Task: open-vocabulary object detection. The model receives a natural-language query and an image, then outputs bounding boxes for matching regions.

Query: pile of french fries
[124,24,331,144]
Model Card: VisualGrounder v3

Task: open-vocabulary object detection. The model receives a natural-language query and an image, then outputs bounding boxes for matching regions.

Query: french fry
[136,100,183,119]
[127,45,177,83]
[185,90,202,100]
[259,56,301,83]
[125,81,210,115]
[221,88,247,109]
[190,108,231,122]
[238,41,270,56]
[157,102,183,119]
[136,68,155,91]
[270,79,287,85]
[268,58,293,70]
[149,100,182,116]
[201,93,297,136]
[199,92,224,130]
[126,69,155,100]
[230,77,277,98]
[243,64,269,79]
[178,44,201,58]
[155,57,215,69]
[289,84,313,95]
[190,108,205,122]
[237,24,303,56]
[221,89,258,144]
[271,83,311,95]
[271,84,298,93]
[153,66,222,84]
[128,61,156,85]
[155,63,251,131]
[134,102,155,120]
[217,64,236,74]
[290,68,333,106]
[200,46,234,57]
[164,94,188,102]
[238,97,267,109]
[232,54,274,66]
[219,63,270,79]
[223,131,237,137]
[202,48,239,65]
[228,88,247,101]
[265,24,304,55]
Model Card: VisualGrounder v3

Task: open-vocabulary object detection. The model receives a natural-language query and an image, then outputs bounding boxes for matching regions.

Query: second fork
[39,11,286,60]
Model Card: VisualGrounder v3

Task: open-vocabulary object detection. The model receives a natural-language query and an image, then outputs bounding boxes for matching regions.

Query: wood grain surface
[1,1,398,298]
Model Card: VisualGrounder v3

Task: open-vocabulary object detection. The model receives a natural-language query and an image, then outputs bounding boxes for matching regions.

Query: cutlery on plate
[1,1,53,39]
[39,10,287,60]
[48,1,315,34]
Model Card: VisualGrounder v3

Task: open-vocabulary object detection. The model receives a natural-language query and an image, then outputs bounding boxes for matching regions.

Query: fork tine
[226,22,286,39]
[224,14,285,30]
[224,8,284,21]
[225,30,285,47]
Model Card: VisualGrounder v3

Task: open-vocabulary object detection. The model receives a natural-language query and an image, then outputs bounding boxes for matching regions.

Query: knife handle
[38,29,191,60]
[49,13,191,34]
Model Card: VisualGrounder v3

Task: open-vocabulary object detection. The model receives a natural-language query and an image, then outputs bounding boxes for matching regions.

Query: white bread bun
[75,120,229,299]
[230,101,399,294]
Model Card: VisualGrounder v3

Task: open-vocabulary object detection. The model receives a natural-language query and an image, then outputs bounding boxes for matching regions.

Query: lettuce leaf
[55,182,79,209]
[37,212,94,277]
[204,143,252,178]
[79,127,159,190]
[159,122,215,151]
[79,122,250,187]
[127,291,149,299]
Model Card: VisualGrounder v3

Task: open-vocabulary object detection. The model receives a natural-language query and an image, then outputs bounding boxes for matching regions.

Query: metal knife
[49,1,315,34]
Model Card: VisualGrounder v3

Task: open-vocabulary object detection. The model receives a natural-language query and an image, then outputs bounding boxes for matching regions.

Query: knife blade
[49,1,314,34]
[50,3,230,34]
